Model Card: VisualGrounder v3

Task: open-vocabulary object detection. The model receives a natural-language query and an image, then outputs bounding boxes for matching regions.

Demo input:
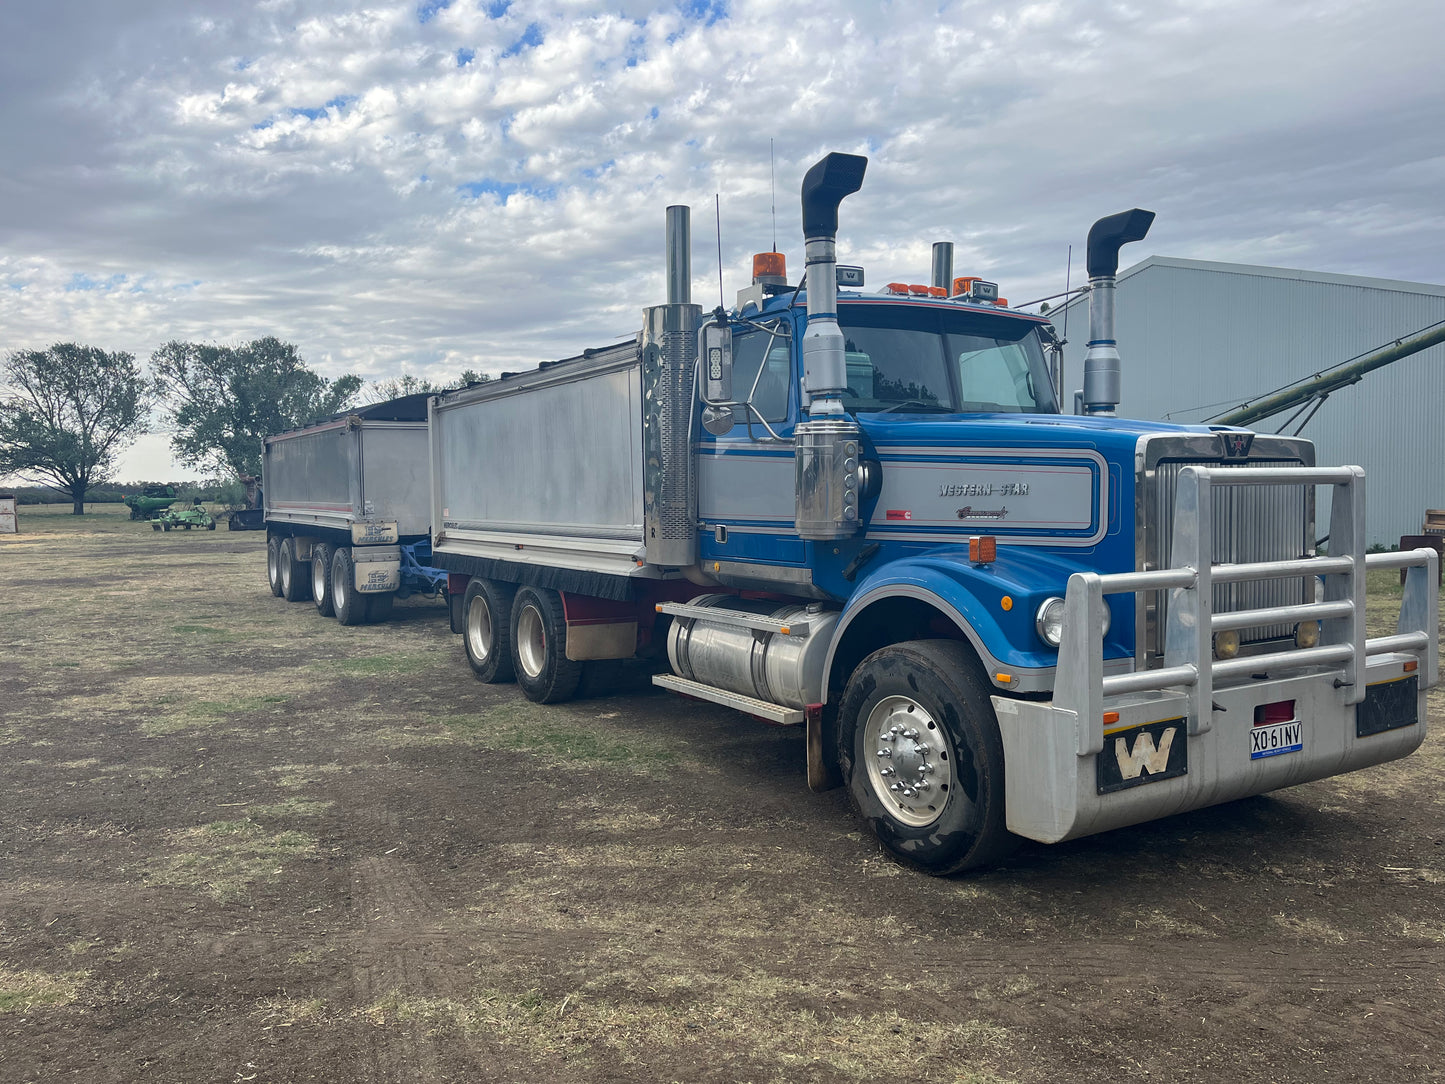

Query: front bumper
[994,655,1425,843]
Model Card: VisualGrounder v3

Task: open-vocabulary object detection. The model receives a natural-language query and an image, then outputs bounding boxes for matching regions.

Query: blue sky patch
[252,119,274,130]
[648,106,659,121]
[484,0,511,17]
[456,47,475,66]
[501,22,543,58]
[65,273,127,293]
[417,0,451,23]
[680,0,728,24]
[457,179,555,202]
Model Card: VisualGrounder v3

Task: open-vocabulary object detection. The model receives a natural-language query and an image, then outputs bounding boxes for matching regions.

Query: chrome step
[651,674,804,725]
[655,601,809,637]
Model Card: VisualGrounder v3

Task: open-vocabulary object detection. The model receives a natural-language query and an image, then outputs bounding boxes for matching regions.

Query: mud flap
[806,703,842,792]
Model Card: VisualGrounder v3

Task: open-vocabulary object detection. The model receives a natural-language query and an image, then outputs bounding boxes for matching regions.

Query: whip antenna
[770,138,776,253]
[715,193,725,310]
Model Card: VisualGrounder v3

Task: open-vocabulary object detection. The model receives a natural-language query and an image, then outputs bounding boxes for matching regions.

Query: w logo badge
[1096,719,1189,793]
[1222,431,1254,458]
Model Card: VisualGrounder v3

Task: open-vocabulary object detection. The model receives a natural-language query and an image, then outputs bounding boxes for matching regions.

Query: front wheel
[837,640,1017,875]
[509,585,581,704]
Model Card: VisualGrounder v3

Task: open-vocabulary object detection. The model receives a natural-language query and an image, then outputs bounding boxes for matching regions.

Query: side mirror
[701,404,735,436]
[701,320,733,404]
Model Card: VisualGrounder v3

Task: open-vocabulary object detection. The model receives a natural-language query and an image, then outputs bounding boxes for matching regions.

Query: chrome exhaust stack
[799,152,868,414]
[642,205,701,567]
[795,152,867,541]
[931,242,954,293]
[1081,208,1154,416]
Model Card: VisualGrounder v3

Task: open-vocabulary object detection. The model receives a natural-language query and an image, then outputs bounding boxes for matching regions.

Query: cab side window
[731,330,791,424]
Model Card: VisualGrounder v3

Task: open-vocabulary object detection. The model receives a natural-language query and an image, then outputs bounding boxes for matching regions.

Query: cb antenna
[1062,243,1072,343]
[770,138,777,252]
[715,193,725,310]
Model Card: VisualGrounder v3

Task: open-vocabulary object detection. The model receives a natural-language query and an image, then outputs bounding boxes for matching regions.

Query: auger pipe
[1218,322,1445,428]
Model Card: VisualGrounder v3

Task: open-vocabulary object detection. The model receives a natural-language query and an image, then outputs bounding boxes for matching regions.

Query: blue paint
[501,22,543,57]
[456,46,475,66]
[688,291,1227,671]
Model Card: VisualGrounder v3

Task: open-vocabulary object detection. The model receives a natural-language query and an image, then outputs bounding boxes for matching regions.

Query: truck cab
[431,152,1437,876]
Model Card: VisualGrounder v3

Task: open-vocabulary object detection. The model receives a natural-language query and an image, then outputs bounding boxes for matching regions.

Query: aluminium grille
[1152,458,1311,646]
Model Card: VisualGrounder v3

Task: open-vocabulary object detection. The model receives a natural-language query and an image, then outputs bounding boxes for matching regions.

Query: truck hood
[853,411,1227,459]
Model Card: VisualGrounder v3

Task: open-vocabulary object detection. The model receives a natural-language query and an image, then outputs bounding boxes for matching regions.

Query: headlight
[1035,596,1111,647]
[1214,629,1240,659]
[1036,597,1066,646]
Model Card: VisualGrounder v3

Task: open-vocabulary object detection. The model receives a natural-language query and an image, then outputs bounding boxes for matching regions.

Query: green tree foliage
[363,369,492,404]
[0,343,156,514]
[152,337,361,479]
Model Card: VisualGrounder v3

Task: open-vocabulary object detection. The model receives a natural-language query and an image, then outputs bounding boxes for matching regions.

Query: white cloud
[0,0,1442,481]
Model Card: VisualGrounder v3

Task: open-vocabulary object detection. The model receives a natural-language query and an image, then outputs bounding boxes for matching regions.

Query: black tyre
[266,536,284,596]
[837,640,1017,875]
[279,537,311,602]
[509,585,581,704]
[463,578,516,683]
[364,592,394,623]
[162,521,172,531]
[331,547,366,626]
[311,542,335,617]
[152,522,162,532]
[207,521,216,531]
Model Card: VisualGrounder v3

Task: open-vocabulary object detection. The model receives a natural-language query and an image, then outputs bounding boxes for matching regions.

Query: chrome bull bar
[1054,465,1439,758]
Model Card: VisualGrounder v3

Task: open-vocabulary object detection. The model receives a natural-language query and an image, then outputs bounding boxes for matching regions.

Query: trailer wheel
[207,521,216,531]
[279,537,311,602]
[311,542,335,617]
[463,578,515,683]
[365,592,394,623]
[152,521,162,532]
[837,640,1017,875]
[331,547,366,626]
[509,585,582,704]
[266,536,284,596]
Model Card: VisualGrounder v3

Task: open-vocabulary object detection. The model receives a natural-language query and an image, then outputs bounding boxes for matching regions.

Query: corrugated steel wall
[1059,259,1445,546]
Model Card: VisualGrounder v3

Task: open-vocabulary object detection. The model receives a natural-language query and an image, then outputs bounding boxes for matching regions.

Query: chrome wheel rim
[862,695,954,828]
[268,543,279,587]
[311,554,327,601]
[466,595,493,662]
[279,543,292,592]
[516,603,546,679]
[331,555,349,611]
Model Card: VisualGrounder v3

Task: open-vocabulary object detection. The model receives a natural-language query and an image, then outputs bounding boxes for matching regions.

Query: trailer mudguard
[823,548,1133,697]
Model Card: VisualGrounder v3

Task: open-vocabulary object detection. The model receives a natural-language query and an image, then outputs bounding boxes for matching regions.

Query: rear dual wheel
[279,537,311,602]
[312,543,335,617]
[331,547,366,625]
[510,586,581,704]
[837,640,1017,875]
[463,578,516,683]
[267,536,284,596]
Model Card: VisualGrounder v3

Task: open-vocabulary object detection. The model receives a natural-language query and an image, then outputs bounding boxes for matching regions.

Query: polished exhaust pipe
[1081,208,1154,415]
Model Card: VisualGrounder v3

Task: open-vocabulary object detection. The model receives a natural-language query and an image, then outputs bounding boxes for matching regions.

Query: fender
[823,549,1133,698]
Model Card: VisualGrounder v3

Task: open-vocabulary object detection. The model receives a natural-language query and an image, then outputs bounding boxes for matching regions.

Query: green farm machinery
[151,499,216,532]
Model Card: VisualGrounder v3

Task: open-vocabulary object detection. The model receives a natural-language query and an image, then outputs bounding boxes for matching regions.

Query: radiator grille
[1152,458,1311,646]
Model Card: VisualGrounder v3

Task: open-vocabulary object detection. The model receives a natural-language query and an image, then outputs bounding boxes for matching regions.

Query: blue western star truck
[427,152,1437,874]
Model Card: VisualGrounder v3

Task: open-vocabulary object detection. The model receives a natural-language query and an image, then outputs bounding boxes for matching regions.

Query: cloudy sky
[1,0,1442,480]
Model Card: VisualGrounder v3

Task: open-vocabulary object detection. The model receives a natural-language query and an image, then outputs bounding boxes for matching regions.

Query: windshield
[835,304,1057,414]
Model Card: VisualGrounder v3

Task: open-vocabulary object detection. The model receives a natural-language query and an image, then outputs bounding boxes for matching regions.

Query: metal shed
[1052,257,1445,545]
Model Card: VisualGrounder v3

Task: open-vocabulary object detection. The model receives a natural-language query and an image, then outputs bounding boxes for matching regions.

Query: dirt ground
[1,504,1442,1084]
